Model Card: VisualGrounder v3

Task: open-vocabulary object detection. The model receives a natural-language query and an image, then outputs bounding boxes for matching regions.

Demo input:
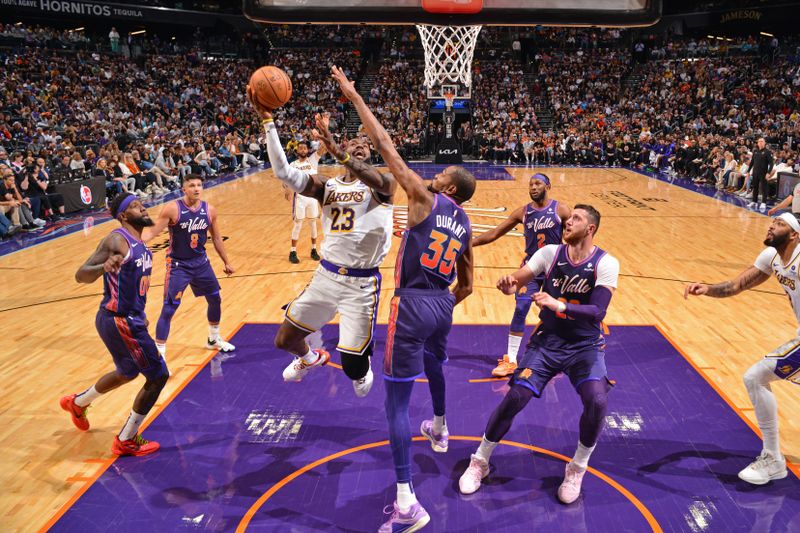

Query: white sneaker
[206,337,236,352]
[352,366,374,397]
[558,462,586,504]
[459,454,490,494]
[33,218,46,227]
[759,203,767,211]
[282,349,330,382]
[738,451,788,485]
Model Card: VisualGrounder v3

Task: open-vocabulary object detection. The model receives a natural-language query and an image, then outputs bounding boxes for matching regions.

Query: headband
[532,173,551,186]
[778,212,800,234]
[116,195,136,218]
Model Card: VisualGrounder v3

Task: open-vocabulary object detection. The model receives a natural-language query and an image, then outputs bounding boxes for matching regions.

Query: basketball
[249,66,292,110]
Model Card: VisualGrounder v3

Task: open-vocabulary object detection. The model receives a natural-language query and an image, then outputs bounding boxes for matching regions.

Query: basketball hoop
[443,91,455,111]
[416,24,482,98]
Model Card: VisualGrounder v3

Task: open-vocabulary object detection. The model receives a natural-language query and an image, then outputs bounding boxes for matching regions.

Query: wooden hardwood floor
[1,166,796,531]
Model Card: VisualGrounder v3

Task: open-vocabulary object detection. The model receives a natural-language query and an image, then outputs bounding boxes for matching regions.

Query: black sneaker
[289,251,300,264]
[22,224,37,232]
[310,248,320,261]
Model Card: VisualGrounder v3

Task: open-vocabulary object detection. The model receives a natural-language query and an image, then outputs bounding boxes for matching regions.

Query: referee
[750,137,774,210]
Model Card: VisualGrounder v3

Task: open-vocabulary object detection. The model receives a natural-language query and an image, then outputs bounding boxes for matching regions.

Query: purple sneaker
[378,501,430,533]
[420,420,448,453]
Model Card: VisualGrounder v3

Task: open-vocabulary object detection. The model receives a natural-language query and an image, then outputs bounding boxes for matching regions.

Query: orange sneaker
[60,393,90,431]
[491,355,517,377]
[112,434,160,457]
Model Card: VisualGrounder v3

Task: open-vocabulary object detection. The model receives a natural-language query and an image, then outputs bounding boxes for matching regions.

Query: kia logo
[80,185,92,204]
[439,149,458,155]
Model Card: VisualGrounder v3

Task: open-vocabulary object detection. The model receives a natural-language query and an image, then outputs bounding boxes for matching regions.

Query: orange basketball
[249,66,292,110]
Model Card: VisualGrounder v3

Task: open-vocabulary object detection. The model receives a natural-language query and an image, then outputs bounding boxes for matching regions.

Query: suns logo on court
[778,365,793,375]
[519,368,533,379]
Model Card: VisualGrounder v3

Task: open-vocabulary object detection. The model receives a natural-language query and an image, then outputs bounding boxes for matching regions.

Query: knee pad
[581,389,608,416]
[146,373,169,391]
[291,220,303,240]
[341,347,371,380]
[743,358,776,390]
[159,300,180,320]
[510,297,532,332]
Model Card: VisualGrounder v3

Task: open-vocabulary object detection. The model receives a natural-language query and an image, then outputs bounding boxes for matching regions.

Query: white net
[415,24,482,98]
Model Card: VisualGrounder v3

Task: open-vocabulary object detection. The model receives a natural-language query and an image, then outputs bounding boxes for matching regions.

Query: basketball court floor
[2,164,798,532]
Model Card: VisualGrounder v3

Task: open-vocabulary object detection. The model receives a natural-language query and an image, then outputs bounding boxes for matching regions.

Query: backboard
[243,0,662,27]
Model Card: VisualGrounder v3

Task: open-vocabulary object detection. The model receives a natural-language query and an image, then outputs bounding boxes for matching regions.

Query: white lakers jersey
[290,153,321,213]
[320,176,393,269]
[755,243,800,327]
[290,153,320,174]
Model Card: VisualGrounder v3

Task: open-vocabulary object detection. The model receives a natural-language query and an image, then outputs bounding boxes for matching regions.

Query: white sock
[433,415,446,434]
[291,246,297,252]
[396,482,417,510]
[156,342,166,358]
[507,334,523,364]
[572,441,596,469]
[118,410,146,441]
[476,435,498,462]
[75,385,101,407]
[300,347,318,364]
[306,330,323,350]
[208,324,220,340]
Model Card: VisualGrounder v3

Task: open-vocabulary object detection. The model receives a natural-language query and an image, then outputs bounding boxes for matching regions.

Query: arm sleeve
[525,245,559,277]
[264,123,310,193]
[754,247,776,275]
[564,286,614,322]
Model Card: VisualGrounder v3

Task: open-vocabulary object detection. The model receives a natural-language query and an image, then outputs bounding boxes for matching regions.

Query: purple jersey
[168,199,210,260]
[539,244,608,340]
[523,199,562,261]
[394,194,471,291]
[100,228,153,316]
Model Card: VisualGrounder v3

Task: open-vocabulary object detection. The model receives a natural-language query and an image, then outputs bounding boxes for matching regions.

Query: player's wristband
[337,153,351,165]
[556,301,567,314]
[261,118,273,125]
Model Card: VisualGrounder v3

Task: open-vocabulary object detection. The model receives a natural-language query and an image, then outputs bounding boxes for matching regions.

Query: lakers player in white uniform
[285,140,325,264]
[249,89,395,397]
[685,213,800,485]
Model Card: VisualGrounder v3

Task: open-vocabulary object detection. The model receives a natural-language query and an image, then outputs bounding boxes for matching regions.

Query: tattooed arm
[684,266,770,299]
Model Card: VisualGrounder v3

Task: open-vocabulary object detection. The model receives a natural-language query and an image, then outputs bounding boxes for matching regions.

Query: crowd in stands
[2,20,799,237]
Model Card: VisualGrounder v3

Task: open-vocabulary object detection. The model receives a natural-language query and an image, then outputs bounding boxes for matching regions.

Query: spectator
[109,27,120,53]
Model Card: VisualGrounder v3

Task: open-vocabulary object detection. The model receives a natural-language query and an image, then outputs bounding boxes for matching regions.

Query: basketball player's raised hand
[313,113,345,160]
[684,283,709,298]
[246,85,272,120]
[330,66,359,101]
[497,275,518,295]
[103,253,125,274]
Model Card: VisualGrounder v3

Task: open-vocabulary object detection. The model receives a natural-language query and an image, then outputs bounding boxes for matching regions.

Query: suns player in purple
[459,204,620,505]
[333,65,475,532]
[60,193,168,457]
[473,173,570,377]
[143,174,235,361]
